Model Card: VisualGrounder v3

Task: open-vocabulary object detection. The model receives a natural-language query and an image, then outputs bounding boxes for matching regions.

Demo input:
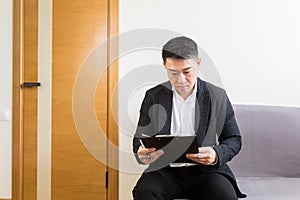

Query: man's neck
[177,90,192,100]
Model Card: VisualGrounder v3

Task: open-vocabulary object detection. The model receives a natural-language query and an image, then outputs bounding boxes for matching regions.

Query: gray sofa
[229,105,300,200]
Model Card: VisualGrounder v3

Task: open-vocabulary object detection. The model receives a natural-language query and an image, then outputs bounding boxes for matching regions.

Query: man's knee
[188,173,237,200]
[133,181,166,199]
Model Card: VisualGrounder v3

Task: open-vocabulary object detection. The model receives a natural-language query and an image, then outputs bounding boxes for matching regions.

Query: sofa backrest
[228,105,300,177]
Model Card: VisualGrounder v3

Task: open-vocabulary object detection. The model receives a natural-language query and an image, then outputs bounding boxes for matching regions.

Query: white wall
[119,0,300,199]
[0,0,13,198]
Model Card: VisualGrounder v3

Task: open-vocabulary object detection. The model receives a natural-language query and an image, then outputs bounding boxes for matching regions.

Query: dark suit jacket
[133,78,246,198]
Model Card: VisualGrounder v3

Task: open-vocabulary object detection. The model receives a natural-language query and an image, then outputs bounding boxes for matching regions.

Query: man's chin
[176,86,189,92]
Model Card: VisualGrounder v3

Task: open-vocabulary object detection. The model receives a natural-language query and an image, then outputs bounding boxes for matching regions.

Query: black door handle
[21,82,41,88]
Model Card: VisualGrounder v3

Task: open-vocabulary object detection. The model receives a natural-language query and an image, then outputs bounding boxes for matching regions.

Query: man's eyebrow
[182,66,193,71]
[168,69,178,72]
[167,66,193,72]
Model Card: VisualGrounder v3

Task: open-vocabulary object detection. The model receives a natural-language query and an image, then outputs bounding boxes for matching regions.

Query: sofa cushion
[237,177,300,200]
[229,105,300,177]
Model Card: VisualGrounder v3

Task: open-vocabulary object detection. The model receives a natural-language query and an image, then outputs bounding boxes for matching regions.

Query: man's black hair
[162,36,198,64]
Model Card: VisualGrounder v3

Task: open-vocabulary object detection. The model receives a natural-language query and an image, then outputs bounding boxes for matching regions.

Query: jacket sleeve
[132,91,154,163]
[213,94,242,168]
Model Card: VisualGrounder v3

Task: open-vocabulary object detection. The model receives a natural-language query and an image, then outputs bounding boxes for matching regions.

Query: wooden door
[12,0,118,199]
[52,0,108,199]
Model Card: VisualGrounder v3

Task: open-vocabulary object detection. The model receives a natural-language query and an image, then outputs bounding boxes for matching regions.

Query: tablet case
[141,136,199,163]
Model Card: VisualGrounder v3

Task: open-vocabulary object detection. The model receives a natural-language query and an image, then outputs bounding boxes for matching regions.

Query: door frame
[12,0,119,199]
[107,0,119,199]
[12,0,24,199]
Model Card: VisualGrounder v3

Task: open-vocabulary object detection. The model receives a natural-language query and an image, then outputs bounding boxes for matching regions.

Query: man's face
[164,58,201,98]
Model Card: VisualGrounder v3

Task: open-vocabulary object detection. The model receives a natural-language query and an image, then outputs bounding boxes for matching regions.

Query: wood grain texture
[12,0,24,199]
[107,0,119,199]
[23,0,38,199]
[52,0,108,199]
[12,0,119,199]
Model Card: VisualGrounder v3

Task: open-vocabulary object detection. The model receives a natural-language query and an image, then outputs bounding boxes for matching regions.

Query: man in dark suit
[132,36,246,200]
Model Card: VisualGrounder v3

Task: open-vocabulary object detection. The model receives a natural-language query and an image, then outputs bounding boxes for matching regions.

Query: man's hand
[137,146,164,165]
[186,147,217,165]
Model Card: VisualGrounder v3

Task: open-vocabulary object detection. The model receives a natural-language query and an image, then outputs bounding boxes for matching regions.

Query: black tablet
[140,135,199,163]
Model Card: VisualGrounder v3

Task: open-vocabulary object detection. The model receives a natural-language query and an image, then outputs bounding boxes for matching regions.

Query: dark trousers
[132,166,237,200]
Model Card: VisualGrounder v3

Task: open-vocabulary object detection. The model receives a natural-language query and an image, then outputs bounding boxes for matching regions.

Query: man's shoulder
[204,81,226,98]
[146,81,172,95]
[198,80,228,107]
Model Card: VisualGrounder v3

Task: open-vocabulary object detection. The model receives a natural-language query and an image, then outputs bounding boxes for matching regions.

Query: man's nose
[177,73,186,83]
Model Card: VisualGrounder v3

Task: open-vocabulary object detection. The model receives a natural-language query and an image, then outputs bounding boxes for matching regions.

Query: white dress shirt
[170,84,197,136]
[170,81,198,167]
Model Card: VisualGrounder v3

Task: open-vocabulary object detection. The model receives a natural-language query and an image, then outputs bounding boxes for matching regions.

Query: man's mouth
[177,85,188,89]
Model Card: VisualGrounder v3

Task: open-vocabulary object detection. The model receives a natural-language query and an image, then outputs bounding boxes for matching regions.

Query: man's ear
[195,58,201,71]
[197,58,201,66]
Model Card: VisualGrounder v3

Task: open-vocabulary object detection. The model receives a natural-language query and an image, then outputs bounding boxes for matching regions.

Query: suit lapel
[195,78,211,145]
[158,82,173,135]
